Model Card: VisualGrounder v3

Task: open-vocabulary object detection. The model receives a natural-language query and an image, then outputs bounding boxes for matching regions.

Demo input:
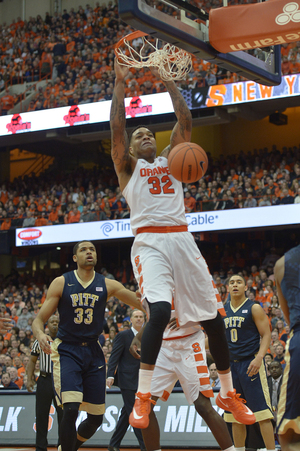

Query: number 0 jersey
[123,156,187,236]
[57,270,107,343]
[224,298,260,361]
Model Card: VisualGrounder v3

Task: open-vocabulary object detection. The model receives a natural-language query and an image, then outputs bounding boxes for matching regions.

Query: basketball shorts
[150,330,213,404]
[224,357,273,423]
[131,231,218,326]
[277,328,300,435]
[51,339,106,415]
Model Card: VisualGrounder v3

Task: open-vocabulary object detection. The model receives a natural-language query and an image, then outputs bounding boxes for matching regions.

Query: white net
[115,35,192,81]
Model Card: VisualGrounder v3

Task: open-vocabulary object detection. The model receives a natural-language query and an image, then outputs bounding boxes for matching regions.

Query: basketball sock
[223,446,235,451]
[235,447,245,451]
[218,371,234,398]
[137,368,154,394]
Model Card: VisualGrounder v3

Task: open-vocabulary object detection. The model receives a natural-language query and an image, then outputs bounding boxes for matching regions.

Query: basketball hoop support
[118,0,281,86]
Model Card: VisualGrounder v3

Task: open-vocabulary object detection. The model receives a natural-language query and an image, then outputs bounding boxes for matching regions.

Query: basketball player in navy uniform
[32,240,146,451]
[275,245,300,451]
[222,274,276,451]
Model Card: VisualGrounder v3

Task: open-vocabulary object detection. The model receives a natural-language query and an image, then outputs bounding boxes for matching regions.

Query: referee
[27,315,63,451]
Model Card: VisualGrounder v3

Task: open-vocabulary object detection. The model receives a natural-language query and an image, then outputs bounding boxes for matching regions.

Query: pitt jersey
[224,298,260,361]
[57,270,107,343]
[123,156,187,235]
[281,244,300,331]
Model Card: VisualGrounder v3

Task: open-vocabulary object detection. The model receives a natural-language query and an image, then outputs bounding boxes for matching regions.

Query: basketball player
[275,245,300,451]
[32,240,146,451]
[131,311,236,451]
[222,274,275,451]
[110,58,255,429]
[0,317,12,333]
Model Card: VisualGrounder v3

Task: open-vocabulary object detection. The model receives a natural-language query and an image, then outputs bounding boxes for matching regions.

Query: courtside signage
[2,74,300,137]
[15,204,300,247]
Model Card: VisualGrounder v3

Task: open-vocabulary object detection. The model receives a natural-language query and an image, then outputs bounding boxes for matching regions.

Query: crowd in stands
[0,142,300,231]
[0,1,299,115]
[0,249,291,389]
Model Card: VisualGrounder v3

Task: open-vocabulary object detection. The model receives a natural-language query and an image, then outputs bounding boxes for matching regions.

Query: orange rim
[114,30,148,55]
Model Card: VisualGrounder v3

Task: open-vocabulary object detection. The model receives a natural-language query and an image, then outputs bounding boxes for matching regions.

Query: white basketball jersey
[123,156,187,235]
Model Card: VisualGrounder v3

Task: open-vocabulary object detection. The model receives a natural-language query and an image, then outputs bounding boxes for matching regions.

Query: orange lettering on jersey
[140,168,147,177]
[146,168,153,176]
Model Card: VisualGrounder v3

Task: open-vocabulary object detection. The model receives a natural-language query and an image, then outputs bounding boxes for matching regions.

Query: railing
[21,154,54,178]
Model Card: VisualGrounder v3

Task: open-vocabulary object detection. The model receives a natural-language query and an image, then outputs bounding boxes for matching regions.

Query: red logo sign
[63,105,90,126]
[125,97,153,118]
[18,228,42,240]
[6,114,31,134]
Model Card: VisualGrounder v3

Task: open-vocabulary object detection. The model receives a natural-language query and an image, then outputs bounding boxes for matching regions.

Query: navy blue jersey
[224,298,260,361]
[57,271,107,342]
[281,244,300,331]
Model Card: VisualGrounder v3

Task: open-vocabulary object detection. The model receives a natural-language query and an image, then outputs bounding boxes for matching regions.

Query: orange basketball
[168,142,208,183]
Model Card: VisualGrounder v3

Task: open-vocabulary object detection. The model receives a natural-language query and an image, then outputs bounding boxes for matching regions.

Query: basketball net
[114,30,193,81]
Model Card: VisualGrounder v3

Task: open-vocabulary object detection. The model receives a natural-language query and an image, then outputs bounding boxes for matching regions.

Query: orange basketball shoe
[216,389,256,425]
[129,392,156,429]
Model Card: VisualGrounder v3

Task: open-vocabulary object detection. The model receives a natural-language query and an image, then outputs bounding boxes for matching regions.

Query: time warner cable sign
[16,204,300,247]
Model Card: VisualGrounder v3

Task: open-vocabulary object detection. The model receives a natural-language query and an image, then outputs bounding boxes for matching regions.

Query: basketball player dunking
[110,58,255,431]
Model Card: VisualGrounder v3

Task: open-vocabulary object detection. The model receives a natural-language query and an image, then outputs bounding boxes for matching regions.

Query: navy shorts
[51,338,106,415]
[224,356,273,423]
[277,329,300,435]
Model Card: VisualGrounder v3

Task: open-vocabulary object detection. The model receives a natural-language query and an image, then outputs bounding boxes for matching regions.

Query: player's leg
[258,419,276,450]
[76,343,106,449]
[232,422,247,449]
[279,429,300,451]
[130,239,173,428]
[60,401,81,451]
[75,413,104,450]
[141,397,160,451]
[194,393,235,451]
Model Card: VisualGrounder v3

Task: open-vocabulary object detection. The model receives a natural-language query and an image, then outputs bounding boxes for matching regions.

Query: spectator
[244,192,257,208]
[0,372,19,389]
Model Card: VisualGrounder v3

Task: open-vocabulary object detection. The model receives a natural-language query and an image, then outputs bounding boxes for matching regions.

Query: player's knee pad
[86,413,103,428]
[62,402,80,422]
[78,413,103,440]
[148,301,171,332]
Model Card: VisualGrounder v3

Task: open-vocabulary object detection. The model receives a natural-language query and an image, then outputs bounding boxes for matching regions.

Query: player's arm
[246,304,271,377]
[156,71,192,154]
[105,279,147,315]
[26,354,38,392]
[110,59,136,185]
[274,255,290,325]
[32,276,64,354]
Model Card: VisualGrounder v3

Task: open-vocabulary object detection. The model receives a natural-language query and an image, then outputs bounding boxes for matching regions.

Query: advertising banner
[16,204,300,247]
[1,74,300,137]
[0,390,221,447]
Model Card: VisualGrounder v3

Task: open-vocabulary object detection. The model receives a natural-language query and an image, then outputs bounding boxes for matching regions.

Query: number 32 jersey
[57,270,107,343]
[123,157,187,236]
[224,298,260,361]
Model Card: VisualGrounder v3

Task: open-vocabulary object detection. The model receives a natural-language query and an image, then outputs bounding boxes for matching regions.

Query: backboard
[118,0,282,86]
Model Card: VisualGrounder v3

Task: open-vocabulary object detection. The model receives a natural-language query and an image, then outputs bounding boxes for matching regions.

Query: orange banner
[209,0,300,53]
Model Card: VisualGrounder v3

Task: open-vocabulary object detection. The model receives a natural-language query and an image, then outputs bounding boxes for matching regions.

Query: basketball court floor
[0,448,220,451]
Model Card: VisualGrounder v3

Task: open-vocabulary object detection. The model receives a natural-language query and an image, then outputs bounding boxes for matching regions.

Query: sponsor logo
[63,105,90,126]
[101,222,114,237]
[276,2,300,25]
[6,114,31,134]
[125,97,153,118]
[18,228,42,241]
[96,287,103,291]
[0,406,23,431]
[67,283,75,286]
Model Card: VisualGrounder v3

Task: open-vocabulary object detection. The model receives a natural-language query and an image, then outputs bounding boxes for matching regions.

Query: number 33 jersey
[123,157,187,236]
[57,270,107,343]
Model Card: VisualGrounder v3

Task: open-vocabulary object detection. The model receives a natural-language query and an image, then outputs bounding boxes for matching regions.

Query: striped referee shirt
[31,339,52,374]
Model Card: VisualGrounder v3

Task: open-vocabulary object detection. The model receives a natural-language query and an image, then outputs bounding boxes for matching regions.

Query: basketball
[168,142,208,183]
